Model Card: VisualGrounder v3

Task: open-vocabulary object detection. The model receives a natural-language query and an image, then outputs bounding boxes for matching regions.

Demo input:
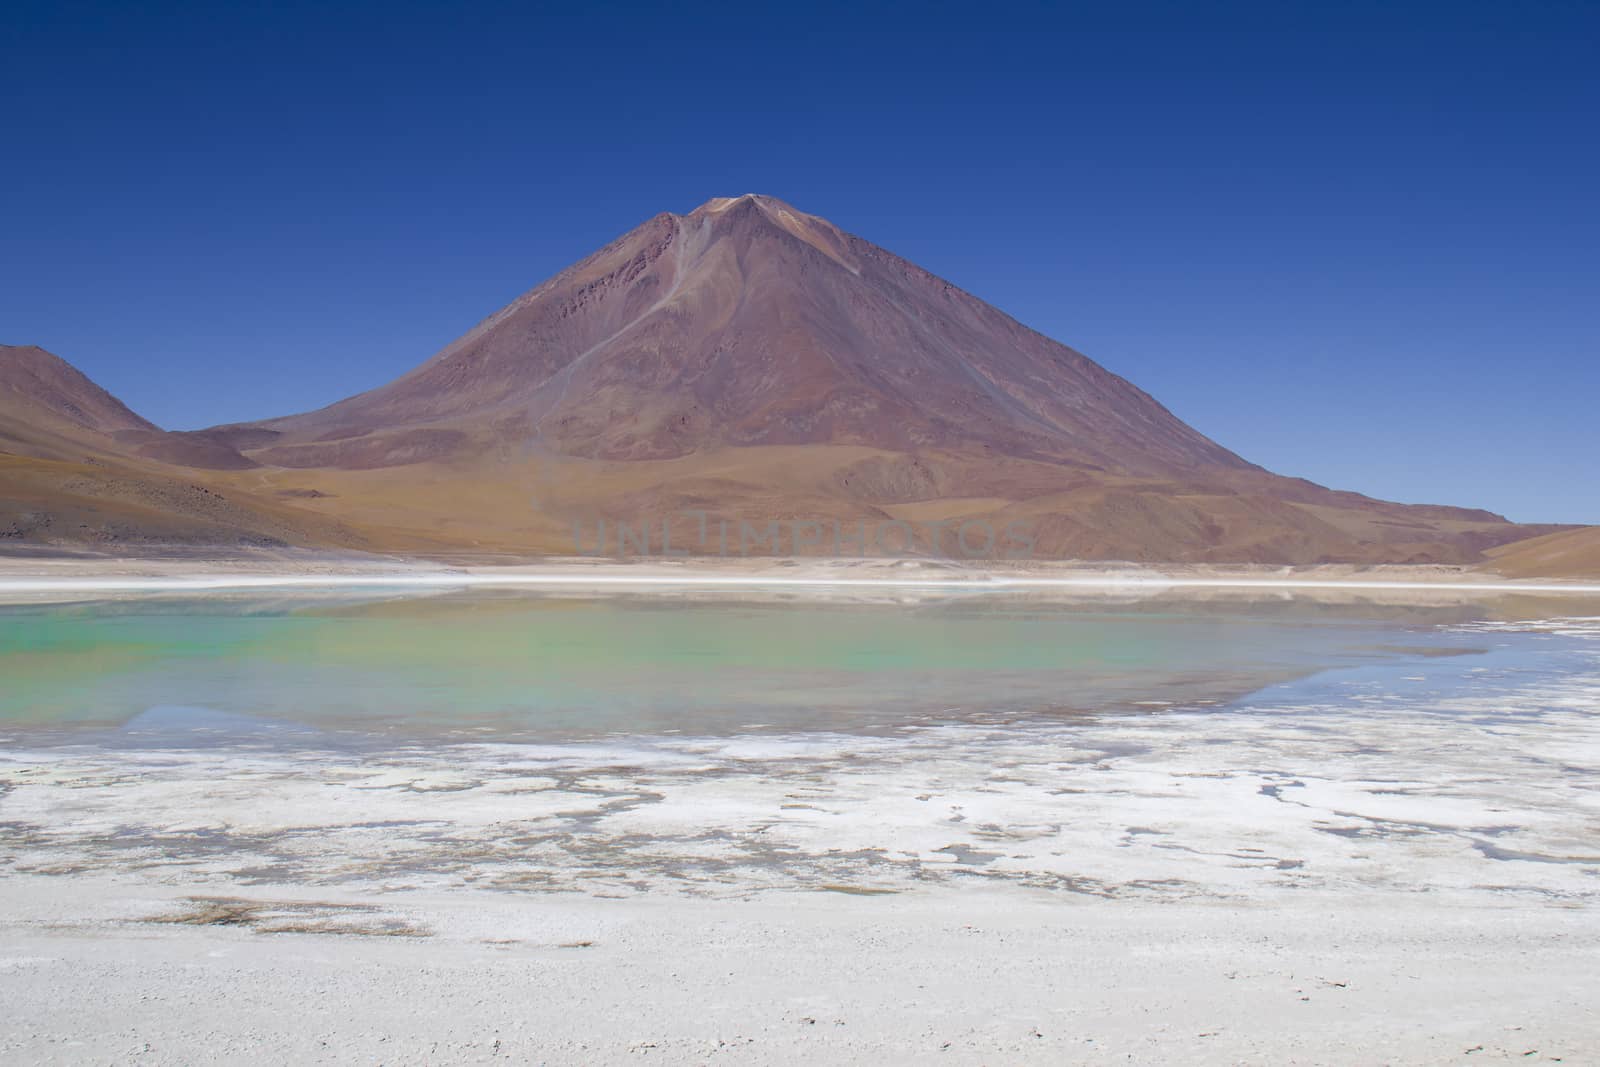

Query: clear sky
[4,1,1596,523]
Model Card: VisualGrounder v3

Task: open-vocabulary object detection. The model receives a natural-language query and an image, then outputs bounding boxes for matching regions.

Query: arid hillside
[1482,527,1600,579]
[0,345,367,550]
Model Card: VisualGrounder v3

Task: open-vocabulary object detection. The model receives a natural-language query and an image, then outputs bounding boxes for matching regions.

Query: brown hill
[0,344,258,471]
[0,345,363,550]
[1,343,156,453]
[1481,527,1600,579]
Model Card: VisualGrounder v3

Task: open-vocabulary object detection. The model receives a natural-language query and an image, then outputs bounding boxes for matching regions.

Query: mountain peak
[686,193,823,233]
[680,193,859,274]
[691,192,792,214]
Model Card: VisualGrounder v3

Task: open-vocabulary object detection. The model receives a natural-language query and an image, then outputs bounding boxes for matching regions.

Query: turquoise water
[0,591,1546,747]
[2,592,1597,905]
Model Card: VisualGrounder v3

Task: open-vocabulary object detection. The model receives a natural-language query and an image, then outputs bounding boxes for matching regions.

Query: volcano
[3,198,1574,563]
[228,194,1251,478]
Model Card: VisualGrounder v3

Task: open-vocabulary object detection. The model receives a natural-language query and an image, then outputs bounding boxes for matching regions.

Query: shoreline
[4,553,1600,598]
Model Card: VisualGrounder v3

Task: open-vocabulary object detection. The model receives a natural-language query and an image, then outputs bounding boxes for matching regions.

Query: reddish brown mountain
[2,200,1583,563]
[225,195,1252,476]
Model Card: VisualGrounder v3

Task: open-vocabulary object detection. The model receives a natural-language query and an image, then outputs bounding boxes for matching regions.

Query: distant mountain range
[1,195,1584,569]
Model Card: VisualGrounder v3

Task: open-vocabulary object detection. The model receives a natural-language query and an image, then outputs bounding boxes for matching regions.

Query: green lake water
[0,591,1538,747]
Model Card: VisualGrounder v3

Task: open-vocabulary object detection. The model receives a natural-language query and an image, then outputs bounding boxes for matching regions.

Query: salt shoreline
[3,553,1600,600]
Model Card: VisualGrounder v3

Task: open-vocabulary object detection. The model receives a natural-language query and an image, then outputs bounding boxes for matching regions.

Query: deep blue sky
[4,1,1596,522]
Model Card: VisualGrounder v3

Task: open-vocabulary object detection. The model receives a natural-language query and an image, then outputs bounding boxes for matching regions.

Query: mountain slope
[1482,526,1600,579]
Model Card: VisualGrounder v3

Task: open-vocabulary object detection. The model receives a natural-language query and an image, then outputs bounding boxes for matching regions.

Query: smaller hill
[1482,527,1600,579]
[1,346,362,550]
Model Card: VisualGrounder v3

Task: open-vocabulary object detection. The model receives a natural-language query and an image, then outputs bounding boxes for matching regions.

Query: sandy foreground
[3,884,1595,1065]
